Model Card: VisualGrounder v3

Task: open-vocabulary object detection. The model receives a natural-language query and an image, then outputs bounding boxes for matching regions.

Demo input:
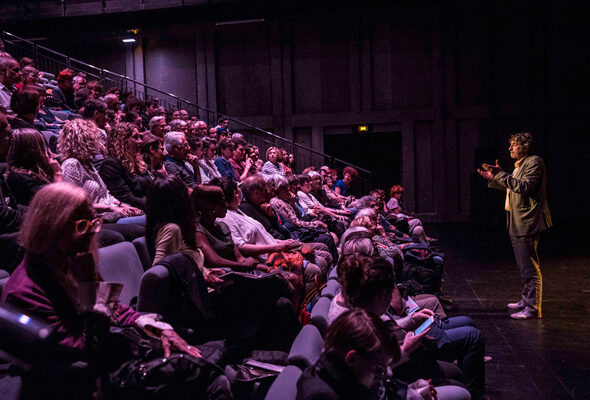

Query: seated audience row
[0,55,481,400]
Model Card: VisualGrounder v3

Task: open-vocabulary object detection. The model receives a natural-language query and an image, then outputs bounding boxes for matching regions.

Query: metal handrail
[2,30,373,179]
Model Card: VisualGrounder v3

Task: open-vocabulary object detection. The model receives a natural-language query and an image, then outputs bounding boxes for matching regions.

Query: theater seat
[288,324,323,370]
[132,236,152,271]
[310,296,332,337]
[320,279,340,300]
[50,110,70,121]
[327,265,338,281]
[264,365,302,400]
[96,242,144,306]
[137,264,170,316]
[0,269,10,297]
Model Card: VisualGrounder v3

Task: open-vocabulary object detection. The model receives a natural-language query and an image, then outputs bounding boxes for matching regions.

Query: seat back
[310,296,332,337]
[96,242,144,305]
[327,265,338,281]
[137,265,170,315]
[320,279,340,300]
[264,365,302,400]
[132,236,153,271]
[288,324,324,370]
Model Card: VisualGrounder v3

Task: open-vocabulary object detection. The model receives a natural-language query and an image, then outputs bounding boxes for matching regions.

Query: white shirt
[297,190,322,212]
[217,209,276,248]
[0,82,14,113]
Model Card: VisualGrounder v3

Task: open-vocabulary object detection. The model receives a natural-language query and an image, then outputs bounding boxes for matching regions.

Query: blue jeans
[116,215,146,225]
[441,316,475,330]
[437,323,485,400]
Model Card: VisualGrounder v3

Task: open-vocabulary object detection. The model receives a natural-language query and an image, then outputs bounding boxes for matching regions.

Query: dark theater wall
[12,0,589,224]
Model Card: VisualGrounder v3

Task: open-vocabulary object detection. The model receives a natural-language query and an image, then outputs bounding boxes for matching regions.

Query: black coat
[97,157,149,209]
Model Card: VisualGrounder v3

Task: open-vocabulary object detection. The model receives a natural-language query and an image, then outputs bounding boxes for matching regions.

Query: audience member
[99,122,148,209]
[214,138,237,181]
[59,119,144,232]
[0,56,21,112]
[18,57,34,69]
[15,65,39,90]
[228,137,253,182]
[0,111,23,234]
[140,133,167,177]
[74,87,90,112]
[122,110,143,130]
[103,93,121,112]
[179,109,189,121]
[212,176,326,293]
[261,146,285,176]
[6,128,62,205]
[52,69,76,110]
[334,166,358,197]
[163,131,201,190]
[149,115,168,139]
[194,120,208,137]
[0,182,232,399]
[9,87,41,131]
[169,118,188,134]
[123,95,142,114]
[141,99,163,130]
[331,254,485,399]
[199,136,222,180]
[82,99,108,143]
[145,175,222,285]
[72,75,86,92]
[86,80,103,100]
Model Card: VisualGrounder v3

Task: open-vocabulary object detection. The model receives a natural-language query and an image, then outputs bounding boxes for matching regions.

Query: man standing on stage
[478,132,552,320]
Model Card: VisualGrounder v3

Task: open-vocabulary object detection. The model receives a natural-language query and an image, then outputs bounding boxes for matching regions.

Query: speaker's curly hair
[510,132,534,155]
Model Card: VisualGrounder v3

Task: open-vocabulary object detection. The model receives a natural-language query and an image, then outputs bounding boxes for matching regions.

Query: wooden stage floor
[429,223,590,400]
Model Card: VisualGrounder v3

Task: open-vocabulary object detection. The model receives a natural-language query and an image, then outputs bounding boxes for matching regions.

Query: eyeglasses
[74,218,103,235]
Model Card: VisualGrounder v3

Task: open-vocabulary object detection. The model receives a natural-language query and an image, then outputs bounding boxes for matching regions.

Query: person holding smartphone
[329,254,481,399]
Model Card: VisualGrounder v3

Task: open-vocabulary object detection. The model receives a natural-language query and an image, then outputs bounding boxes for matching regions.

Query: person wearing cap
[52,69,76,111]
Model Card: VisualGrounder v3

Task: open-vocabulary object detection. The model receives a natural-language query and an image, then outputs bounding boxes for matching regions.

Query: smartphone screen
[414,316,434,335]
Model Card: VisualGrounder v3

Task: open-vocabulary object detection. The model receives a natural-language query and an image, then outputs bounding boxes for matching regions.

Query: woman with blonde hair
[1,182,232,399]
[59,119,144,238]
[261,146,285,176]
[98,122,149,209]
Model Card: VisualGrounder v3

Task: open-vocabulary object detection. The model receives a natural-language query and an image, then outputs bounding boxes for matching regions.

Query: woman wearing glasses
[0,182,232,399]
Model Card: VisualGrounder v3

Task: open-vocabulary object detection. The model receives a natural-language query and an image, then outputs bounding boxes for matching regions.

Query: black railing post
[66,56,71,69]
[33,44,38,66]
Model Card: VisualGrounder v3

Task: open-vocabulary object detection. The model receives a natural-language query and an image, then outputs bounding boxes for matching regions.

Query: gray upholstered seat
[310,296,332,337]
[137,265,170,315]
[264,365,302,400]
[96,242,144,305]
[132,236,153,271]
[327,265,338,281]
[287,324,324,370]
[320,279,340,300]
